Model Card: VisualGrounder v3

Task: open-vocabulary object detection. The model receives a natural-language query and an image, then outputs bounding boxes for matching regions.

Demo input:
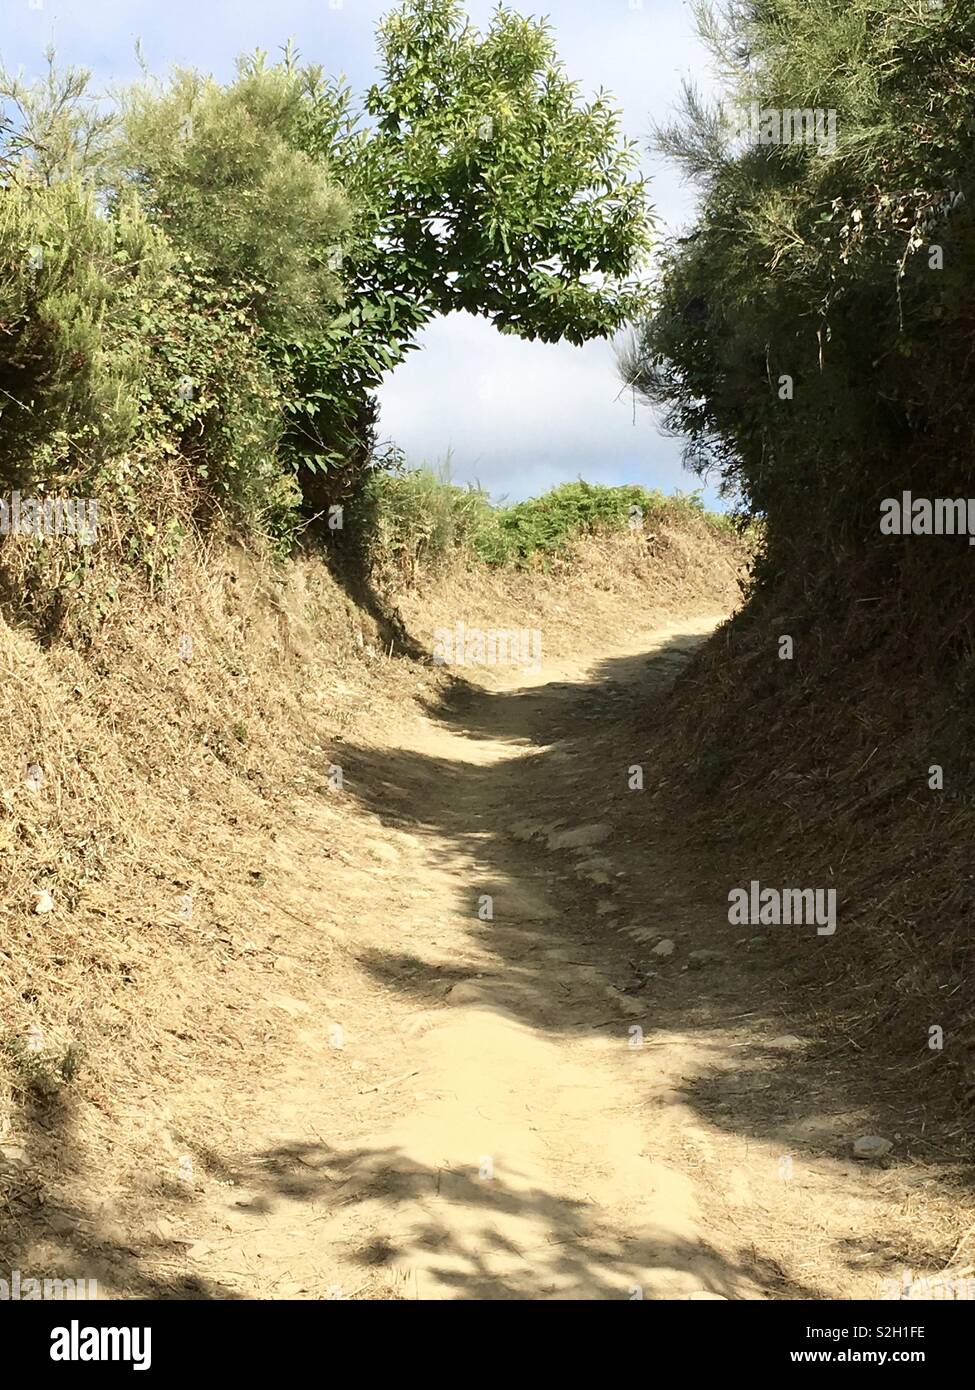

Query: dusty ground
[32,608,967,1301]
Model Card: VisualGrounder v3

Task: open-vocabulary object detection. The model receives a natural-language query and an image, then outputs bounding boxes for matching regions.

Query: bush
[476,481,674,565]
[359,464,497,578]
[360,469,724,574]
[0,180,168,487]
[119,59,350,337]
[623,0,975,591]
[0,55,310,588]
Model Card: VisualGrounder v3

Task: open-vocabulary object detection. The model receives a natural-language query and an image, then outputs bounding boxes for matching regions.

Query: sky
[3,0,721,503]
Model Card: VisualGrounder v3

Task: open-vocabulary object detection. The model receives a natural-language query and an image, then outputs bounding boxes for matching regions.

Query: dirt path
[152,614,964,1300]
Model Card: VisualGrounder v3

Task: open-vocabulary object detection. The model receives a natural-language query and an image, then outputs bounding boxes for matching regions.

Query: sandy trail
[165,615,944,1300]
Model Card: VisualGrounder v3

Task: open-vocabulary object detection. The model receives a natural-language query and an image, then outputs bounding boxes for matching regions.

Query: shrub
[0,179,171,487]
[119,59,350,337]
[360,469,726,574]
[623,0,975,590]
[359,464,497,578]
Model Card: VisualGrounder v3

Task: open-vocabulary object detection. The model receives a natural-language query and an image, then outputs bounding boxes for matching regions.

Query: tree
[277,0,654,502]
[622,0,975,587]
[119,59,350,338]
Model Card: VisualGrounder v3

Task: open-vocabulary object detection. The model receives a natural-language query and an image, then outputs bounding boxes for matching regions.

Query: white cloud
[376,312,707,505]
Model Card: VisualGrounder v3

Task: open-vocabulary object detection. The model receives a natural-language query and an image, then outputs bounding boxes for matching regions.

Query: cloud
[376,312,710,505]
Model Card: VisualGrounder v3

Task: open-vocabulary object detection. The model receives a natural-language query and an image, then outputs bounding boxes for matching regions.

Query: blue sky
[5,0,721,503]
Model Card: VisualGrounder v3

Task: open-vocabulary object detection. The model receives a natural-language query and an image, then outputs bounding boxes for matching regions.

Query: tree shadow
[323,629,975,1290]
[321,531,428,660]
[1,1083,242,1299]
[184,1136,819,1300]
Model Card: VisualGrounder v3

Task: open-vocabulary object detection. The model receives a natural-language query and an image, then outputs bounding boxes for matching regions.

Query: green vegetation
[622,0,975,591]
[0,50,338,567]
[479,479,725,566]
[120,61,351,338]
[1,0,653,618]
[360,467,724,574]
[288,0,652,496]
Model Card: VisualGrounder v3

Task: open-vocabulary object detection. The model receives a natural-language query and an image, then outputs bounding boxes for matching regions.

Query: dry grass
[391,511,746,673]
[0,510,744,1275]
[642,548,975,1155]
[0,525,436,1259]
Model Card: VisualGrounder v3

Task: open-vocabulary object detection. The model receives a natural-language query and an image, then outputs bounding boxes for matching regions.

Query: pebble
[852,1136,893,1161]
[688,949,725,969]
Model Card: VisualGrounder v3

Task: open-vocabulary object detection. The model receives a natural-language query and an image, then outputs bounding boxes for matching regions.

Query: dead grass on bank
[642,544,975,1154]
[0,509,744,1276]
[390,509,746,675]
[0,526,445,1270]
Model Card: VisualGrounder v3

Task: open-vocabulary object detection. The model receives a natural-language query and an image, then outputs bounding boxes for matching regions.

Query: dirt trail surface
[86,613,967,1300]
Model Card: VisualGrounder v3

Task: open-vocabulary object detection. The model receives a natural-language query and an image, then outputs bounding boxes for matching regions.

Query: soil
[44,610,968,1300]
